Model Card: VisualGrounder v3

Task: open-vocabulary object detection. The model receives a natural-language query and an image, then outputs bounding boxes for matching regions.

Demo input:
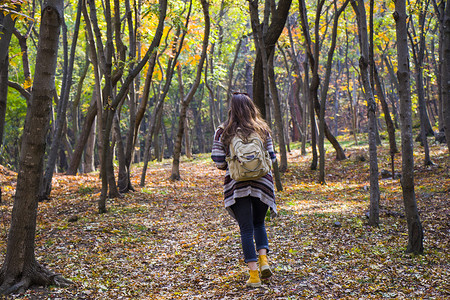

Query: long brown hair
[221,92,271,147]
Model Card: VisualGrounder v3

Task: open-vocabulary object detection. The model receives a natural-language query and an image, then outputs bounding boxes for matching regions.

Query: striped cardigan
[211,126,277,219]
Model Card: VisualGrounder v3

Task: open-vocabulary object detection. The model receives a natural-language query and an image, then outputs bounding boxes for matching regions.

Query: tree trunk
[178,64,193,160]
[0,4,17,213]
[84,116,96,173]
[248,0,283,190]
[441,1,450,152]
[286,19,307,154]
[0,1,72,294]
[346,29,359,145]
[299,0,346,162]
[352,0,380,227]
[408,0,434,166]
[71,48,90,141]
[40,0,82,200]
[140,7,185,186]
[11,24,33,107]
[114,112,130,193]
[250,0,292,119]
[226,37,244,106]
[117,0,139,193]
[0,9,16,148]
[305,60,318,170]
[383,55,400,129]
[433,0,445,133]
[170,0,210,181]
[373,66,398,155]
[318,0,349,184]
[394,0,424,254]
[268,52,288,172]
[66,100,97,175]
[97,0,167,210]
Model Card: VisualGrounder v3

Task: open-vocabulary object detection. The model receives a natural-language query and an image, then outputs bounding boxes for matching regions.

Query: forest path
[0,145,449,299]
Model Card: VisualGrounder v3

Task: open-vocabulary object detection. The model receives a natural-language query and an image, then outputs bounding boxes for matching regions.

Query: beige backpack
[226,133,272,181]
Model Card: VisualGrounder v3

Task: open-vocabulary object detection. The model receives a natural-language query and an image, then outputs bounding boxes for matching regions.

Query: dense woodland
[0,0,449,297]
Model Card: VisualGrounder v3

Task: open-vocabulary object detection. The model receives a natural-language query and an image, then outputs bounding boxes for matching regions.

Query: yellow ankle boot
[245,270,261,288]
[258,254,273,279]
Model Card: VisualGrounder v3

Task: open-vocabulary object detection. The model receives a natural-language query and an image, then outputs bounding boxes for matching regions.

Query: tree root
[0,262,73,295]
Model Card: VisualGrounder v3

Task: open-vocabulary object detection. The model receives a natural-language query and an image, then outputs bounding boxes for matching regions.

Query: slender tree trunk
[114,112,129,193]
[408,0,434,165]
[268,52,288,172]
[352,0,380,227]
[226,37,244,105]
[0,10,16,148]
[299,0,346,162]
[84,117,96,173]
[441,1,450,151]
[394,0,424,254]
[383,55,401,129]
[373,65,398,178]
[117,0,138,193]
[0,2,72,294]
[170,0,210,181]
[305,60,318,170]
[345,28,359,145]
[178,64,192,159]
[11,25,33,107]
[140,6,184,186]
[374,66,398,154]
[66,100,97,175]
[82,0,104,172]
[0,4,17,207]
[318,0,349,184]
[286,19,307,154]
[71,50,90,141]
[97,0,167,210]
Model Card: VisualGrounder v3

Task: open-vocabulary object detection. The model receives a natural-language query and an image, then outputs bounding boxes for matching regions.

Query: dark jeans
[231,196,269,263]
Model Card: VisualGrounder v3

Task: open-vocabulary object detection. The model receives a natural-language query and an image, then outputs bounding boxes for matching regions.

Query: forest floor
[0,137,449,299]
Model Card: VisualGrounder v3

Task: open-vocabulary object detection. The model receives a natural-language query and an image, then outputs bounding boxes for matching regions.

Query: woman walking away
[211,92,277,288]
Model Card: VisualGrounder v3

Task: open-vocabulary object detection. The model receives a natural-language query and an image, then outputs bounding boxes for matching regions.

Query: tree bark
[178,64,192,159]
[249,0,283,190]
[96,0,167,211]
[170,0,210,181]
[84,116,96,173]
[345,26,359,145]
[140,11,186,186]
[66,100,97,175]
[0,9,16,148]
[298,0,346,162]
[318,0,349,184]
[226,37,244,106]
[250,0,292,119]
[382,54,400,129]
[268,51,288,172]
[0,1,72,294]
[408,0,434,166]
[40,0,83,200]
[441,1,450,152]
[286,20,307,153]
[352,0,380,227]
[373,65,398,155]
[117,0,138,193]
[394,0,424,254]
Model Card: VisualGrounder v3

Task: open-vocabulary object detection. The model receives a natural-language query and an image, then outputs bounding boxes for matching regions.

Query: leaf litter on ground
[0,141,449,299]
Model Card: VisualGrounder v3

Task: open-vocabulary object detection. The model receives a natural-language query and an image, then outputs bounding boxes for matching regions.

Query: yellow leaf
[23,77,32,89]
